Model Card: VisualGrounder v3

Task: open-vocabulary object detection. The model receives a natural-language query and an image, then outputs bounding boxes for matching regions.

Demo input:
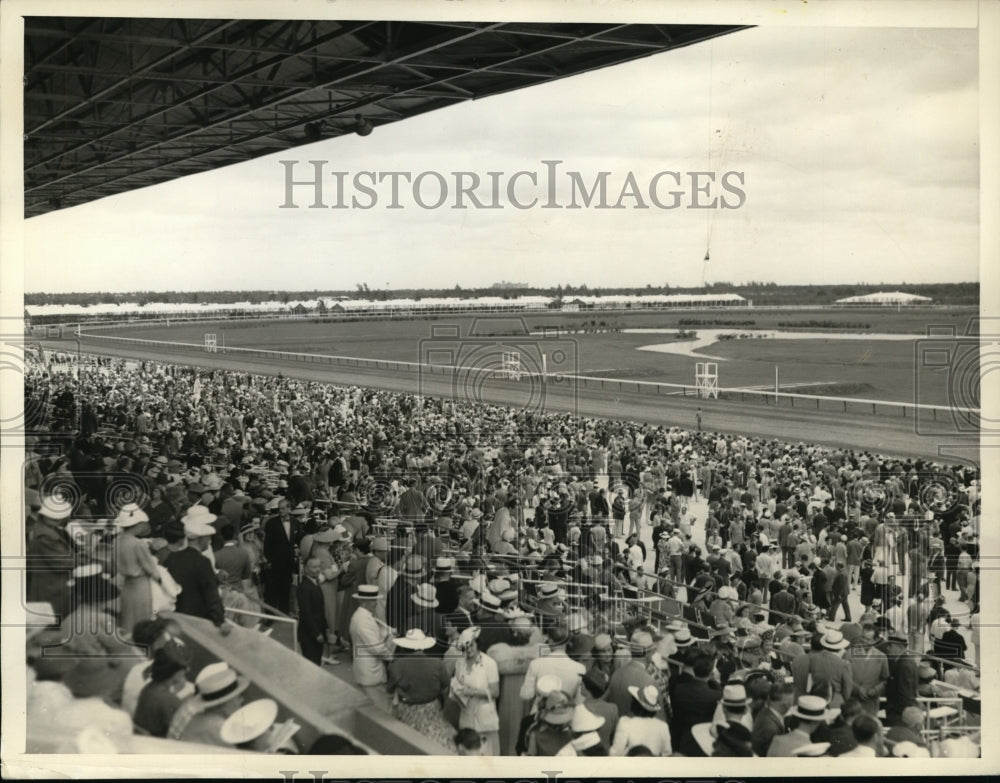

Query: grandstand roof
[835,291,933,304]
[24,18,747,218]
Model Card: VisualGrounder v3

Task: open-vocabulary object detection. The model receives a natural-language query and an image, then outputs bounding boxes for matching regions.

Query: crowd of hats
[24,353,983,758]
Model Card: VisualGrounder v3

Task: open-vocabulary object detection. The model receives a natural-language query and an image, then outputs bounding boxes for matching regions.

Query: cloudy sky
[22,22,979,293]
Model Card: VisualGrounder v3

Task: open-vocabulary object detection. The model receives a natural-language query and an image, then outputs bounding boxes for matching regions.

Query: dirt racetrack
[54,334,981,464]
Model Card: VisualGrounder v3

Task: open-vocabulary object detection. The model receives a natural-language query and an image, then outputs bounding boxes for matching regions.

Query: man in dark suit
[668,652,721,756]
[263,498,299,614]
[827,562,852,621]
[297,557,328,665]
[162,519,229,634]
[751,681,794,756]
[768,579,798,626]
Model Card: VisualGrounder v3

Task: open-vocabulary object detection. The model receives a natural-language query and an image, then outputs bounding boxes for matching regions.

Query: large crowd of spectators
[22,353,982,757]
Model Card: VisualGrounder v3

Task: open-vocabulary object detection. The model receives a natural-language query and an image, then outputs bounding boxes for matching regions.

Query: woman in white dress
[609,685,672,757]
[450,627,501,755]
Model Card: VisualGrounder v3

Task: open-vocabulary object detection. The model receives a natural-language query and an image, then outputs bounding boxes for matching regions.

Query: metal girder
[24,18,749,217]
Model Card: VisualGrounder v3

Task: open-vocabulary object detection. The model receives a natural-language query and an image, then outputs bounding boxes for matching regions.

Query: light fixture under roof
[354,114,372,137]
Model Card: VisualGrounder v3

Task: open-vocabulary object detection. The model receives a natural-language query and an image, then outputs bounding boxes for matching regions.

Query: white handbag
[151,564,182,615]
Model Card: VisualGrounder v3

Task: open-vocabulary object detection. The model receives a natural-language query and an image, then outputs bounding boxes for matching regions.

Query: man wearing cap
[847,616,890,716]
[791,628,852,708]
[349,584,396,713]
[766,694,833,757]
[26,494,76,618]
[162,518,229,635]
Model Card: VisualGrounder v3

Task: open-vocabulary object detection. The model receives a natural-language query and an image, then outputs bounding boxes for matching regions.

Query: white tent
[835,291,932,305]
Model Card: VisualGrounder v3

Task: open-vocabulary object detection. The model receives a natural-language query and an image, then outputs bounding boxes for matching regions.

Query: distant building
[835,291,932,305]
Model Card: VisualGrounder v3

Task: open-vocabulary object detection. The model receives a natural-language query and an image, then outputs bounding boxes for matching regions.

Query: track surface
[52,336,980,462]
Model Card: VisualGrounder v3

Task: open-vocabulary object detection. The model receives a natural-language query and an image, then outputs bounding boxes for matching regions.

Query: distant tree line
[25,282,978,307]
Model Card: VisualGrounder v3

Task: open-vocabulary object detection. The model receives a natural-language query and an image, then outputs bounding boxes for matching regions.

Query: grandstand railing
[72,328,977,420]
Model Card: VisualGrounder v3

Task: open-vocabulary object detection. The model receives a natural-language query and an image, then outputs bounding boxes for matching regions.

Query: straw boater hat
[371,536,390,554]
[39,495,73,520]
[627,684,661,713]
[478,592,502,611]
[722,683,750,709]
[182,503,217,527]
[411,583,439,608]
[195,662,250,707]
[220,698,278,745]
[629,630,655,655]
[352,584,380,601]
[393,629,436,651]
[787,694,838,722]
[536,674,563,698]
[401,555,427,578]
[537,582,559,600]
[115,503,149,528]
[570,704,605,733]
[819,628,851,651]
[718,585,738,601]
[672,626,696,648]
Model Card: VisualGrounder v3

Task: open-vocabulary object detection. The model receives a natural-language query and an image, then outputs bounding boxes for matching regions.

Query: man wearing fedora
[167,661,251,745]
[604,629,660,719]
[790,628,852,707]
[766,694,835,757]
